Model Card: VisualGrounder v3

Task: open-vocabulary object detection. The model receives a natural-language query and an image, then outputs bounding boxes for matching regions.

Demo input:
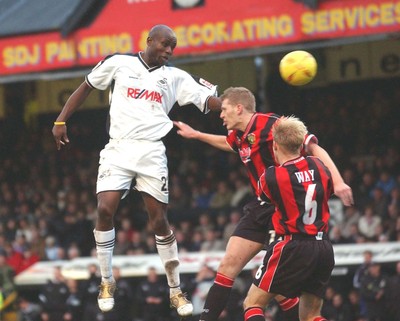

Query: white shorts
[96,139,169,203]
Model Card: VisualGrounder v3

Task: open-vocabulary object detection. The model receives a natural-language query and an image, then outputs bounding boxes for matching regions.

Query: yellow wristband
[54,121,66,125]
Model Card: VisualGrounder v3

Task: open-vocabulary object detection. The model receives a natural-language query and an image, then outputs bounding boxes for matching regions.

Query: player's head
[272,116,307,162]
[219,87,256,131]
[220,87,256,112]
[144,24,177,67]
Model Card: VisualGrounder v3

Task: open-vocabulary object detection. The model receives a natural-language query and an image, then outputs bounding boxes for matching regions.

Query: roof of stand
[0,0,107,38]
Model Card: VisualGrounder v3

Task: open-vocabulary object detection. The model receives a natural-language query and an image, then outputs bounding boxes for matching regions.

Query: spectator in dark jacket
[17,296,42,321]
[64,278,84,321]
[359,262,386,321]
[353,250,374,317]
[383,262,400,321]
[136,267,170,321]
[80,263,102,321]
[329,293,354,321]
[38,266,69,321]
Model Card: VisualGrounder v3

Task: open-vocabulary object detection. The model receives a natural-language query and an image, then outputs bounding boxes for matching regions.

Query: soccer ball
[279,50,317,86]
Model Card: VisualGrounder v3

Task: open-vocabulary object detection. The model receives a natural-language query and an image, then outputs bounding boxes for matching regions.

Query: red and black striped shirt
[226,113,317,196]
[258,156,333,235]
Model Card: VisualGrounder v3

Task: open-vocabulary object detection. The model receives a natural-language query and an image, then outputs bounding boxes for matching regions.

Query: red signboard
[1,0,400,75]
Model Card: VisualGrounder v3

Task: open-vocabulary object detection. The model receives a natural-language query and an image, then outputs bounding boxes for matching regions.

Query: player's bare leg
[299,292,326,321]
[199,236,263,321]
[243,284,276,321]
[142,193,193,317]
[94,191,122,312]
[200,236,299,321]
[219,236,263,277]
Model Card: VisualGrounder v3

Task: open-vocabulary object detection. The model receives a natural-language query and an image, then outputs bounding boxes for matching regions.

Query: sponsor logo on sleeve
[199,78,214,89]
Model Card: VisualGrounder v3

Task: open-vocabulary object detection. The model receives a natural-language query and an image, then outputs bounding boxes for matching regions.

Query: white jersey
[86,53,218,141]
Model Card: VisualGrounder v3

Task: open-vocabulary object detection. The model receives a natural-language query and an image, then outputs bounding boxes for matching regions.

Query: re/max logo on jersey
[127,88,162,103]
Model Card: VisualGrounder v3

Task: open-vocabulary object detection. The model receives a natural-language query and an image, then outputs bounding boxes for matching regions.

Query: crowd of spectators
[0,77,399,321]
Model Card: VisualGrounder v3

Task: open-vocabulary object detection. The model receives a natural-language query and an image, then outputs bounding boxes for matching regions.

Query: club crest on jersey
[199,78,214,89]
[239,147,251,163]
[247,133,256,145]
[157,78,168,89]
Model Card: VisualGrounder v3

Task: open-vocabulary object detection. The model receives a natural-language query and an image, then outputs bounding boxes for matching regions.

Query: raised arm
[52,81,93,150]
[173,121,232,152]
[307,142,354,206]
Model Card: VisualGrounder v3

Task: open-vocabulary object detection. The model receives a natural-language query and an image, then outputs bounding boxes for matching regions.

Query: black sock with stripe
[278,297,299,321]
[244,307,264,321]
[199,272,234,321]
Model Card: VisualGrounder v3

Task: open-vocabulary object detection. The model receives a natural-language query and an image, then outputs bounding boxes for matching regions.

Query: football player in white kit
[52,24,222,317]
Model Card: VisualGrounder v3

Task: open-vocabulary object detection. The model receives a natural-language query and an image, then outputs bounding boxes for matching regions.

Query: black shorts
[232,198,276,245]
[253,234,335,298]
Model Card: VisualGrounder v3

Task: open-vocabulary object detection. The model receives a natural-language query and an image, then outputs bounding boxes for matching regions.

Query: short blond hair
[220,87,256,112]
[272,115,307,154]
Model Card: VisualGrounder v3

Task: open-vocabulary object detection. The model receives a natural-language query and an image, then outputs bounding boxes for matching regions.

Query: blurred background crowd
[0,76,399,321]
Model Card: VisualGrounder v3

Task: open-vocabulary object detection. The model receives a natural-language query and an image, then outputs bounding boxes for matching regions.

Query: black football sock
[199,273,234,321]
[244,307,265,321]
[278,297,299,321]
